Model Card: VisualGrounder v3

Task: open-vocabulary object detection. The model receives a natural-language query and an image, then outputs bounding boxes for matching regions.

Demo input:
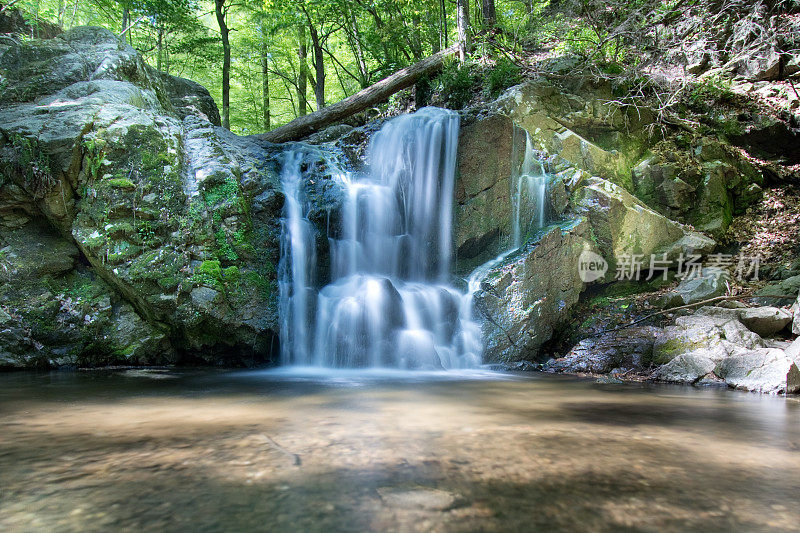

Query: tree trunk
[440,0,448,49]
[261,29,270,132]
[457,0,470,62]
[481,0,496,29]
[120,6,128,34]
[259,45,458,144]
[214,0,231,130]
[156,25,164,71]
[297,24,308,117]
[309,25,325,109]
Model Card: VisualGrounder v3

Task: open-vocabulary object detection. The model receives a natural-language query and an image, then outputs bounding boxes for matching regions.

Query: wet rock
[474,219,595,362]
[545,327,659,374]
[454,114,520,261]
[715,348,800,394]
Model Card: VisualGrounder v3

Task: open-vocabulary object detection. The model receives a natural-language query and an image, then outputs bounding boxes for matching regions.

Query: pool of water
[1,369,799,531]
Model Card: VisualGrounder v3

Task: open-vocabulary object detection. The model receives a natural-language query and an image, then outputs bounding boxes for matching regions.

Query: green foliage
[483,58,521,98]
[192,259,224,289]
[83,137,106,181]
[215,229,238,262]
[688,76,736,106]
[439,61,477,109]
[191,259,242,290]
[104,178,136,189]
[202,178,240,206]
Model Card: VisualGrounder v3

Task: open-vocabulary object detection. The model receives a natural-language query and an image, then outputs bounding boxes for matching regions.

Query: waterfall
[511,132,549,247]
[278,108,480,369]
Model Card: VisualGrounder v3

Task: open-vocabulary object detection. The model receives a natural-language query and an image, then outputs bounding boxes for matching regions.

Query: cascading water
[461,131,554,334]
[512,132,549,246]
[278,108,481,369]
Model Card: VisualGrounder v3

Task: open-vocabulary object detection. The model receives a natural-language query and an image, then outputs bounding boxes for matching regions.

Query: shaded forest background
[2,0,799,135]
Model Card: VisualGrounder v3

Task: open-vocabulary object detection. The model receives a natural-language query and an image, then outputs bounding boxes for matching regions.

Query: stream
[1,369,799,531]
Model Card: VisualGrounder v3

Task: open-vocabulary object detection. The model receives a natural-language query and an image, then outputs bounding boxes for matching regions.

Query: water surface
[1,369,799,531]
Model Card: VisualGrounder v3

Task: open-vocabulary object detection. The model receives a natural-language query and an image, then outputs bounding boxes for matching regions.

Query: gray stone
[654,353,716,383]
[545,327,659,374]
[786,338,800,362]
[737,307,793,337]
[715,348,800,394]
[665,268,729,307]
[753,275,800,306]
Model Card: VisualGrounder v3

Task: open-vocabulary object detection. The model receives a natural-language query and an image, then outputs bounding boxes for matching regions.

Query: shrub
[483,58,522,98]
[439,61,477,109]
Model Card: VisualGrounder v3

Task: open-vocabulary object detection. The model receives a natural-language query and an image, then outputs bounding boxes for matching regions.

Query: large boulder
[491,80,644,187]
[737,307,793,337]
[472,219,595,362]
[455,114,521,261]
[572,177,715,279]
[545,326,659,374]
[715,349,800,395]
[696,305,793,337]
[0,27,286,367]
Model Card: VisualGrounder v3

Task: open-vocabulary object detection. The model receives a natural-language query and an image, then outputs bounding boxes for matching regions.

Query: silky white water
[278,109,552,370]
[279,108,479,369]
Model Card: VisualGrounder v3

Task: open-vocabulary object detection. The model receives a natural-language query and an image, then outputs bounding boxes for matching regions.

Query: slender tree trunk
[215,0,231,130]
[309,25,325,109]
[481,0,496,29]
[411,12,423,60]
[156,25,164,71]
[121,6,129,34]
[457,0,470,62]
[440,0,448,49]
[298,24,308,117]
[261,29,270,132]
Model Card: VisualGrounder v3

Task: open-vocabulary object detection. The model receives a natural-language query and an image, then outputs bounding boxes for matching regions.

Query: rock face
[660,268,729,307]
[472,219,596,362]
[454,114,521,262]
[0,27,287,367]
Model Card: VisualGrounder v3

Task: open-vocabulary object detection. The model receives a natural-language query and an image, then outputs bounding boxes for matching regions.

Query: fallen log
[259,45,459,144]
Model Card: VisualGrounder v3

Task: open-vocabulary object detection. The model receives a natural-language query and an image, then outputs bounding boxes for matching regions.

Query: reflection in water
[1,370,799,531]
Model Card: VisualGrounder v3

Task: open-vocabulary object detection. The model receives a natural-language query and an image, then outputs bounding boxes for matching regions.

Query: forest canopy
[4,0,799,134]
